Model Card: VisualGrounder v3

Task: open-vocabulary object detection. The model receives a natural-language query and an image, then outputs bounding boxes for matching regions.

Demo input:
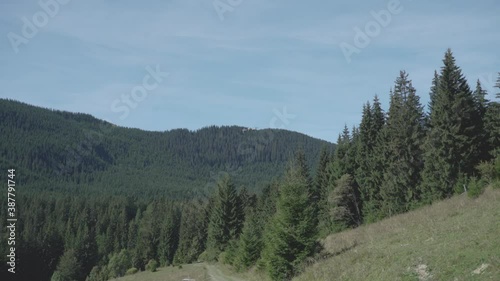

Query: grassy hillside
[110,187,499,281]
[295,187,500,281]
[0,98,333,198]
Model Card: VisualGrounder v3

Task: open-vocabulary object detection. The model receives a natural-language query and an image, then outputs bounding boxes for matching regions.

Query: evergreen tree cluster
[321,49,500,231]
[0,192,197,280]
[243,50,499,280]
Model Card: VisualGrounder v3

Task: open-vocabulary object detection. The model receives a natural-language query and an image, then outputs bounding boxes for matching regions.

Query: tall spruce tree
[158,205,180,266]
[473,80,490,161]
[420,49,483,201]
[206,174,240,260]
[134,203,160,270]
[330,126,351,181]
[473,80,488,118]
[355,103,373,193]
[173,200,208,264]
[326,126,358,232]
[295,150,317,221]
[484,73,500,157]
[380,71,425,216]
[127,209,140,259]
[426,71,440,127]
[356,96,386,222]
[51,249,82,281]
[428,71,440,112]
[371,96,385,133]
[263,153,317,281]
[256,181,280,224]
[315,146,331,203]
[497,72,500,98]
[346,126,360,178]
[315,146,331,235]
[327,174,362,231]
[234,210,263,270]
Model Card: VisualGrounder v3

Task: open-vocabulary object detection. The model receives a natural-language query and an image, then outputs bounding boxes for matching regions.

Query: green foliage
[173,201,208,264]
[50,271,64,281]
[496,153,500,179]
[496,72,500,97]
[327,174,362,231]
[218,251,228,265]
[106,249,132,278]
[206,174,242,260]
[234,211,263,270]
[355,96,386,223]
[52,249,82,281]
[158,206,181,267]
[314,146,331,206]
[467,177,487,198]
[421,49,485,201]
[492,180,500,189]
[74,222,98,279]
[379,71,425,216]
[220,240,239,265]
[263,154,318,280]
[134,203,160,270]
[197,251,209,263]
[145,259,159,272]
[476,161,497,184]
[484,101,500,158]
[125,267,138,275]
[85,265,104,280]
[325,126,364,229]
[473,80,490,162]
[480,152,500,189]
[331,126,357,181]
[453,173,469,195]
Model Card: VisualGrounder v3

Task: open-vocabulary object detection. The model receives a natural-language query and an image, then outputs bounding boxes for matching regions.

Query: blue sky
[1,0,499,142]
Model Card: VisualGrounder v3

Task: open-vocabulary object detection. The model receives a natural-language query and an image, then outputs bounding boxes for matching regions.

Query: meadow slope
[295,187,500,281]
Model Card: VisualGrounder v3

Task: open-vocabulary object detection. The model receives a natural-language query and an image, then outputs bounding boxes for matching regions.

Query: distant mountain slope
[0,99,334,198]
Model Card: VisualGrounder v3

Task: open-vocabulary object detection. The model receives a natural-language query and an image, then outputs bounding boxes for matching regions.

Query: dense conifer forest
[0,49,499,281]
[0,98,331,198]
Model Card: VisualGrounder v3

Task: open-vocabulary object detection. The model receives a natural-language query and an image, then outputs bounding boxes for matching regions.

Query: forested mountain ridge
[0,98,333,198]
